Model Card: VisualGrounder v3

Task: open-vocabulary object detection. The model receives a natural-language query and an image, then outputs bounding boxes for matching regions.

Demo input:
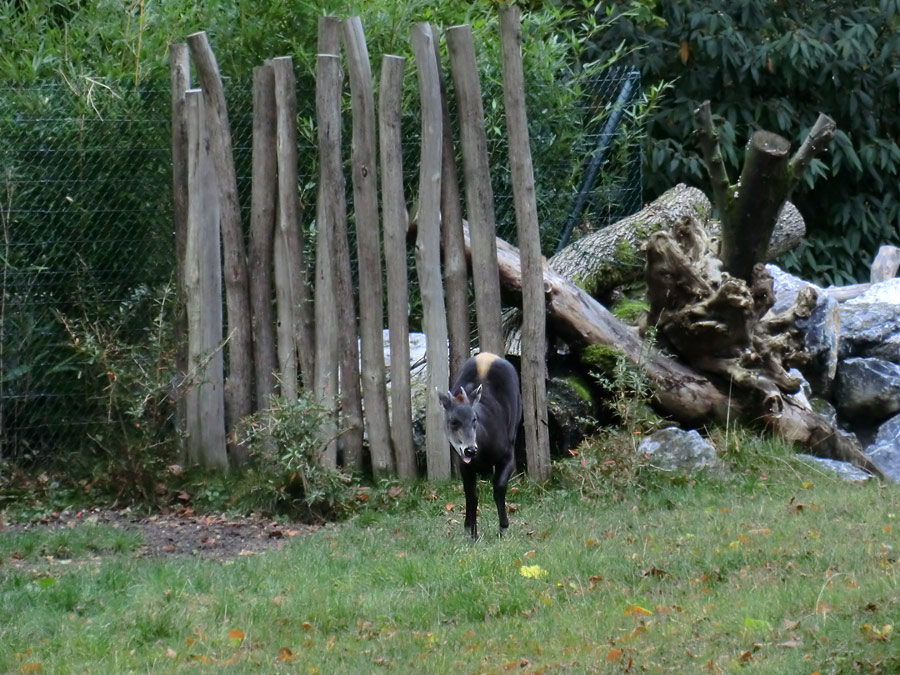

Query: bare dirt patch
[5,508,323,561]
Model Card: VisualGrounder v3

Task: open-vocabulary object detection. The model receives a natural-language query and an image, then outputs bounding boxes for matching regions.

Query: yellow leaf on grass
[278,647,296,662]
[606,648,623,662]
[20,664,43,674]
[519,565,548,579]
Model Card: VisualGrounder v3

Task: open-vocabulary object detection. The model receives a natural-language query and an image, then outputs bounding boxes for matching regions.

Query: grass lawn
[2,436,899,674]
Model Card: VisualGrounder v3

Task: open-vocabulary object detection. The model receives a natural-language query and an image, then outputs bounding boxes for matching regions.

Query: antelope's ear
[470,384,483,407]
[437,388,453,410]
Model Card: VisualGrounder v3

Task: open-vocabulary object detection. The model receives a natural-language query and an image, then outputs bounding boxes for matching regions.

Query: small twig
[788,113,836,190]
[694,100,732,218]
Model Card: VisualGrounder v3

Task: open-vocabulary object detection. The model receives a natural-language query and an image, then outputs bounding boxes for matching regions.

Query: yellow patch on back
[475,352,499,380]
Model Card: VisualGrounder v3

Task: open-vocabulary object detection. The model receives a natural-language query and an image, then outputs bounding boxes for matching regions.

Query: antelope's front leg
[493,456,515,537]
[462,465,478,540]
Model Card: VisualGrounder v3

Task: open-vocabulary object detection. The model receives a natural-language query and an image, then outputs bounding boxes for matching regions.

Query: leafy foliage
[55,284,181,503]
[573,0,900,285]
[235,395,358,521]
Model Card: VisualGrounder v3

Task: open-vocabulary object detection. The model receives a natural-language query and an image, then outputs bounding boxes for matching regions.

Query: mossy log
[548,183,806,300]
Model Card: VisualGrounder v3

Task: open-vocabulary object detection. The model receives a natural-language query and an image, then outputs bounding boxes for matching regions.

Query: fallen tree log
[450,221,885,478]
[548,183,806,300]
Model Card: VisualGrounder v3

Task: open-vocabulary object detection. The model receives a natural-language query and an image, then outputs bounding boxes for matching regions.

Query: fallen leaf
[302,621,313,632]
[737,650,752,662]
[777,638,801,648]
[523,550,536,559]
[519,565,548,579]
[228,629,245,646]
[624,604,653,617]
[743,617,772,631]
[20,664,43,674]
[166,648,176,658]
[607,648,623,663]
[277,647,295,662]
[445,503,455,512]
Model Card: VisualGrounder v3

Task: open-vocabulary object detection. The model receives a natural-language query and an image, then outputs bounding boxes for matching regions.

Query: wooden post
[320,20,364,470]
[446,24,504,356]
[186,32,253,435]
[433,31,470,385]
[318,15,341,54]
[271,56,316,397]
[379,54,417,478]
[169,43,190,443]
[499,6,550,480]
[343,17,394,476]
[248,64,278,413]
[314,54,343,469]
[184,88,227,470]
[412,23,450,480]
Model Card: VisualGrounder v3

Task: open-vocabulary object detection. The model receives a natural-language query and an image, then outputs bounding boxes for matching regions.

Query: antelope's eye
[450,420,461,431]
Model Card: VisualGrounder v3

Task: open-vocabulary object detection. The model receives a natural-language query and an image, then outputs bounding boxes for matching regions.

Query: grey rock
[834,357,900,422]
[839,299,900,364]
[766,264,822,315]
[865,412,900,481]
[799,295,840,396]
[637,427,726,475]
[797,455,872,482]
[810,398,839,427]
[766,265,838,396]
[846,278,900,305]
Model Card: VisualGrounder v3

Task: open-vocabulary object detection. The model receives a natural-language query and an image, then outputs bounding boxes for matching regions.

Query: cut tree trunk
[548,184,805,301]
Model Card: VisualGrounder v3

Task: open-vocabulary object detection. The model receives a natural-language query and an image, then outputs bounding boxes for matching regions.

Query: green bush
[54,284,181,503]
[573,0,900,285]
[235,395,358,520]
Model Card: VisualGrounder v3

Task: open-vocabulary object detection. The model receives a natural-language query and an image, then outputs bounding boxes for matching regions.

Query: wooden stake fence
[174,9,552,480]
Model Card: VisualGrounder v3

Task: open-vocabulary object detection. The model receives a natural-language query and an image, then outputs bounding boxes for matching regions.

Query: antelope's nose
[464,446,477,458]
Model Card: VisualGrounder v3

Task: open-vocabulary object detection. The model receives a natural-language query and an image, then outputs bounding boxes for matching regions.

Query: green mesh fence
[0,68,641,463]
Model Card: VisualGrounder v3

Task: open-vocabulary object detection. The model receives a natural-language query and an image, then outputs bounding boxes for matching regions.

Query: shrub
[235,395,358,521]
[55,284,181,503]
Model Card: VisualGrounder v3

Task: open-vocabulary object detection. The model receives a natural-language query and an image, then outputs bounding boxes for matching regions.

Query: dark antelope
[439,353,522,539]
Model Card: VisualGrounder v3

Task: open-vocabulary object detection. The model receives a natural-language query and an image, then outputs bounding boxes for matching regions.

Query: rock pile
[767,267,900,481]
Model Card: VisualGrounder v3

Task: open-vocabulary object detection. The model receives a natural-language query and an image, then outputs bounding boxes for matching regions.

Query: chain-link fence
[0,68,641,464]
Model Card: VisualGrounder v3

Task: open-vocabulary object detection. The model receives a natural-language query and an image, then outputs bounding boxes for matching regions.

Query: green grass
[2,435,899,674]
